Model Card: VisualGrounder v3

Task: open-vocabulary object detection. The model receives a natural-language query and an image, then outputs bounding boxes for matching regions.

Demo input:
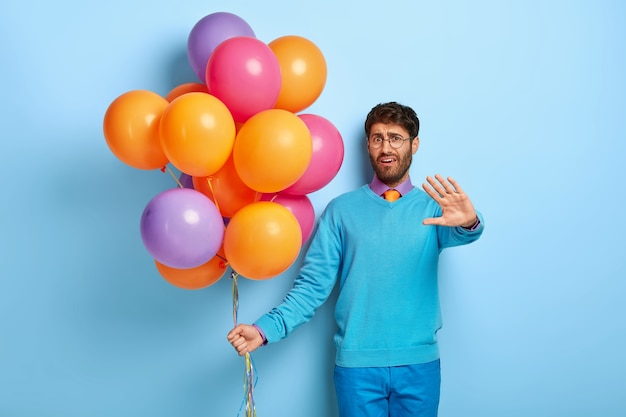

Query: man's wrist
[252,324,268,346]
[461,217,480,231]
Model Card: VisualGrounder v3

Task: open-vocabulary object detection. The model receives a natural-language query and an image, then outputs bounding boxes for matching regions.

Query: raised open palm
[422,174,478,228]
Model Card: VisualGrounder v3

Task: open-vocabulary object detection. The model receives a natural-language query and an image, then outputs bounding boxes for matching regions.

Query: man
[227,102,484,417]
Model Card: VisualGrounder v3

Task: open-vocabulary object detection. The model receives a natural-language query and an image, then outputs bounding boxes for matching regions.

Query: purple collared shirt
[369,175,414,198]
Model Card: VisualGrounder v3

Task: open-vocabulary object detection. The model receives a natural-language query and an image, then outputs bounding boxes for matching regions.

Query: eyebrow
[369,131,403,137]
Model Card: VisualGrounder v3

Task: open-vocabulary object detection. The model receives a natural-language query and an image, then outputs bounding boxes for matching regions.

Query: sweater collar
[369,175,414,197]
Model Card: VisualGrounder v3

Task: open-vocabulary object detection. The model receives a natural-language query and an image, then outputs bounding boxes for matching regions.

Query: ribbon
[231,271,258,417]
[204,177,222,215]
[162,165,184,188]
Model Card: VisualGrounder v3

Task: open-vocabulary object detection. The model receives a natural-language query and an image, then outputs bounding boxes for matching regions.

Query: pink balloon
[283,114,344,195]
[261,193,315,244]
[206,36,282,123]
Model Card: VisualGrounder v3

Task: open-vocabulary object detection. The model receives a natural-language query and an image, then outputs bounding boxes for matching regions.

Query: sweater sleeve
[254,207,342,343]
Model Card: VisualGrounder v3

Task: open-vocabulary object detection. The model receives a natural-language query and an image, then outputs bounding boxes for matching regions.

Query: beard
[369,149,413,186]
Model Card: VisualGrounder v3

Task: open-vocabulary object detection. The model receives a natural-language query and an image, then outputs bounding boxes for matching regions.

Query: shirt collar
[369,175,414,197]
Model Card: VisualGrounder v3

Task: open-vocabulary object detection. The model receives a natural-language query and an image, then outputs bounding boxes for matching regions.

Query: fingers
[446,176,465,194]
[424,175,441,194]
[422,216,443,226]
[421,185,438,203]
[422,175,446,201]
[432,174,455,194]
[424,174,463,197]
[226,324,245,341]
[227,325,252,356]
[229,334,250,356]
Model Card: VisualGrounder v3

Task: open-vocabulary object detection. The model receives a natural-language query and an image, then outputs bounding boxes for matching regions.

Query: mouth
[378,155,396,166]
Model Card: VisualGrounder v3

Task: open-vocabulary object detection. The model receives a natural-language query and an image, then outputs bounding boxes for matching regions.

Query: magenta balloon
[261,193,315,244]
[206,36,281,122]
[283,114,345,195]
[187,12,256,83]
[140,188,224,269]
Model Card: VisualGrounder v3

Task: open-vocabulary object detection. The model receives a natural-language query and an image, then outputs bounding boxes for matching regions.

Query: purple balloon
[187,12,256,83]
[178,172,194,189]
[140,188,224,269]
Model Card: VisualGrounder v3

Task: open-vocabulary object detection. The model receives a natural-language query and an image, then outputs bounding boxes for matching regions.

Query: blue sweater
[255,184,484,367]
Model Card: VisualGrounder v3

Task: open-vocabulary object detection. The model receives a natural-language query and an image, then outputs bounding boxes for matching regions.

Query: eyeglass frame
[366,133,415,149]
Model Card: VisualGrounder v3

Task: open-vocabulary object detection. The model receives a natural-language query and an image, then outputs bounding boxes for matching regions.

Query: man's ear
[412,136,420,154]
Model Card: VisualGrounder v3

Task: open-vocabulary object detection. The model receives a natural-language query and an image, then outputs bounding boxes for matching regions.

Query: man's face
[367,122,420,187]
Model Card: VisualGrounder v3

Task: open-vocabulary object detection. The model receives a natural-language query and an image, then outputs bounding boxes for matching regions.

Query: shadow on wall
[161,47,202,93]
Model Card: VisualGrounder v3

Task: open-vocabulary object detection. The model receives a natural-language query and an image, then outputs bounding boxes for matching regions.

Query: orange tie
[383,189,401,202]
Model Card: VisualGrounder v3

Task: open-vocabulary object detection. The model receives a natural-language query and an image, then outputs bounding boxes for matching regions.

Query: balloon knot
[160,165,166,173]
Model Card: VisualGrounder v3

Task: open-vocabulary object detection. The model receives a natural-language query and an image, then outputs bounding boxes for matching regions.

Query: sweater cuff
[461,217,481,231]
[252,324,268,346]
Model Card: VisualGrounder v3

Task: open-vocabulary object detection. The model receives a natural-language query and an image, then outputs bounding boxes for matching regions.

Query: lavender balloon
[187,12,256,83]
[140,188,224,269]
[178,172,194,189]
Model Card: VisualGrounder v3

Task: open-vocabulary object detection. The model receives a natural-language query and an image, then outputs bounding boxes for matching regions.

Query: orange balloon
[269,35,327,113]
[224,201,302,280]
[160,92,236,177]
[192,155,260,218]
[103,90,169,170]
[233,109,312,193]
[165,82,209,102]
[155,245,228,290]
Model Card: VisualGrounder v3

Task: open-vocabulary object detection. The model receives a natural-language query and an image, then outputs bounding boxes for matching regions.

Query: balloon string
[231,271,258,417]
[205,177,222,214]
[163,165,184,188]
[244,353,257,417]
[232,271,240,326]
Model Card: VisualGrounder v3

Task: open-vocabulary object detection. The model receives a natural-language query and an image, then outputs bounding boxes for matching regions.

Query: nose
[380,138,394,151]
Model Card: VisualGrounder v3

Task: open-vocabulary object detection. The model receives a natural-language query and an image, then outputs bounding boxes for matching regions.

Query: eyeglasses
[366,134,414,149]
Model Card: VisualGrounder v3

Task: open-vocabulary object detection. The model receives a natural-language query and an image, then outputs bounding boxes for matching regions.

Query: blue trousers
[334,360,441,417]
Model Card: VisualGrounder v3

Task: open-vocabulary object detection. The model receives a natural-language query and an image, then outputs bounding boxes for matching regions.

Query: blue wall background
[1,0,625,416]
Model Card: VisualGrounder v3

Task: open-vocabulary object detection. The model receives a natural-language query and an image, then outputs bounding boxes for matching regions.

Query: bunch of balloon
[182,11,345,283]
[103,10,344,417]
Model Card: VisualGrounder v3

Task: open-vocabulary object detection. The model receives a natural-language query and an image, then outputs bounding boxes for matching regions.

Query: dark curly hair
[364,102,420,138]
